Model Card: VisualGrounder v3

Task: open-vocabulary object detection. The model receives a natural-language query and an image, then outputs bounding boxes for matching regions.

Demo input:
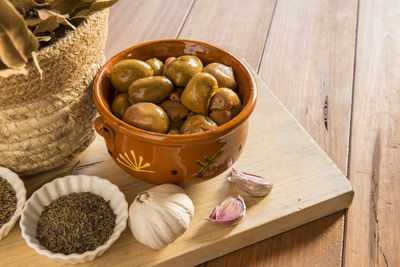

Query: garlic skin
[128,184,194,250]
[229,168,273,197]
[209,195,246,225]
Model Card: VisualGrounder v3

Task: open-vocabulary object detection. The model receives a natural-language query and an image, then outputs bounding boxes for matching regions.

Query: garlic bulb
[209,195,246,225]
[228,168,273,197]
[128,183,194,250]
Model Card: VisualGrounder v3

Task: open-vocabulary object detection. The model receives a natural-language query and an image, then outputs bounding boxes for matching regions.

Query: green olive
[110,59,153,93]
[111,93,130,119]
[180,72,218,115]
[203,63,237,89]
[146,58,164,76]
[159,100,188,121]
[128,76,174,104]
[180,114,218,134]
[122,102,169,133]
[165,55,203,86]
[209,87,241,125]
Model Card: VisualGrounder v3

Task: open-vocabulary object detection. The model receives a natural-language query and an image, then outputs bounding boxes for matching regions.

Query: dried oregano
[0,176,17,227]
[36,192,116,255]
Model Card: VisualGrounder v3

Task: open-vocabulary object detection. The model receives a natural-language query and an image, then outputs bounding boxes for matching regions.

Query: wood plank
[215,0,357,266]
[178,0,277,69]
[105,0,194,59]
[344,0,400,266]
[0,75,353,267]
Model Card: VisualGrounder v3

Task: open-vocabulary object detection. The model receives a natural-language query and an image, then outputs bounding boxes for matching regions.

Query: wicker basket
[0,10,109,176]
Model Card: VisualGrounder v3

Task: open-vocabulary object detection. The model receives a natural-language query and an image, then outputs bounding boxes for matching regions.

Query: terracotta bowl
[93,39,257,185]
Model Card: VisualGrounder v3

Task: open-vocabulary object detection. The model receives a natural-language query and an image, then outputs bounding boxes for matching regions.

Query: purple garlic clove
[228,168,273,197]
[209,195,246,225]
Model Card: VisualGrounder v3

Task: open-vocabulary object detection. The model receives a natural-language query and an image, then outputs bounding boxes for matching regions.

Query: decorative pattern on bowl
[20,175,128,264]
[0,167,26,240]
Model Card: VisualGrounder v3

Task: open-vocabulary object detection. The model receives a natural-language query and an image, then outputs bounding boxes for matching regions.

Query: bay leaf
[48,0,93,15]
[72,0,117,19]
[0,0,39,70]
[34,9,69,33]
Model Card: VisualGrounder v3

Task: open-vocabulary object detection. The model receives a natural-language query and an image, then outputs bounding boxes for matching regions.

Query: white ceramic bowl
[0,167,26,240]
[20,175,128,264]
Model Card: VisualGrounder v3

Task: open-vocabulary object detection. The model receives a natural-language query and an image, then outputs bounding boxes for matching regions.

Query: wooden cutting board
[0,74,354,267]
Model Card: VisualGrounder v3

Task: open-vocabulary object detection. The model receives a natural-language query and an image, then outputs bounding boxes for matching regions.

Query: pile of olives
[109,55,241,134]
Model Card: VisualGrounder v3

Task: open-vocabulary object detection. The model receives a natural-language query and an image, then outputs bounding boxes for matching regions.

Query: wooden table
[104,0,397,266]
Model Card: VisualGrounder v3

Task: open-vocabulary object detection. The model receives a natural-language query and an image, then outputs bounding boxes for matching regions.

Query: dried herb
[0,0,119,77]
[36,192,115,254]
[0,177,17,228]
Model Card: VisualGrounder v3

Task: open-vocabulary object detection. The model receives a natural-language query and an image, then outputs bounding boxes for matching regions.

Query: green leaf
[71,0,117,19]
[0,0,38,70]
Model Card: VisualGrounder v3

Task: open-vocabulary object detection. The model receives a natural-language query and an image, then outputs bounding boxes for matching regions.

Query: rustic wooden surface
[0,74,353,267]
[2,0,398,266]
[104,0,399,266]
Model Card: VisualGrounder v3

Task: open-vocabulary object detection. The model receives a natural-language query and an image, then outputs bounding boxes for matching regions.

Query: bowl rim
[0,167,26,240]
[93,39,257,144]
[19,175,128,263]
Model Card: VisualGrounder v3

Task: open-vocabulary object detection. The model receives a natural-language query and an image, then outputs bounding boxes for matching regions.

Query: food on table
[110,59,153,92]
[180,114,218,134]
[145,58,164,76]
[209,88,242,125]
[122,102,169,133]
[0,177,17,228]
[163,57,176,76]
[159,100,189,122]
[164,55,203,86]
[36,192,115,255]
[203,62,237,89]
[111,93,130,119]
[209,195,246,225]
[128,184,194,250]
[228,168,274,197]
[128,76,174,104]
[180,72,218,115]
[109,55,241,134]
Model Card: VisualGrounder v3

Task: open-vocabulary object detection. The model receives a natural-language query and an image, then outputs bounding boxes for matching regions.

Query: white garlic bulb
[128,183,194,250]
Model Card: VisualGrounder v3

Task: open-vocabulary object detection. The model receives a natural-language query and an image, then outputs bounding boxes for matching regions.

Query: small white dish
[0,167,26,240]
[20,175,128,264]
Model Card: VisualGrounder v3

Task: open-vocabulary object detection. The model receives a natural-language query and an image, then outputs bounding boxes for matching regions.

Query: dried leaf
[72,0,117,19]
[9,0,42,9]
[48,0,93,15]
[0,0,38,70]
[0,66,28,78]
[34,9,69,33]
[31,51,43,78]
[36,35,52,42]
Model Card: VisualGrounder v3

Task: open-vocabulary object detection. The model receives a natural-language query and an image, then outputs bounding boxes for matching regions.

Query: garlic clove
[228,168,273,197]
[209,195,246,225]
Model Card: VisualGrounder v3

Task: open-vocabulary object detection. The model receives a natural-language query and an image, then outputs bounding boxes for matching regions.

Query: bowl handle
[94,117,115,154]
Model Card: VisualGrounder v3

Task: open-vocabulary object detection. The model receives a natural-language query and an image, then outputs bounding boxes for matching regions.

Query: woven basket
[0,10,109,176]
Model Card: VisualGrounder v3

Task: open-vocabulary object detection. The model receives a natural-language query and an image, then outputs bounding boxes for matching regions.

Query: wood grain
[344,0,400,266]
[217,0,358,266]
[105,0,194,59]
[178,0,277,69]
[0,75,353,267]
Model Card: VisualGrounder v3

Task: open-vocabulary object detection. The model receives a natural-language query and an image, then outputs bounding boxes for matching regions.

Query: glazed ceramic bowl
[0,167,26,240]
[93,39,257,185]
[20,175,128,264]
